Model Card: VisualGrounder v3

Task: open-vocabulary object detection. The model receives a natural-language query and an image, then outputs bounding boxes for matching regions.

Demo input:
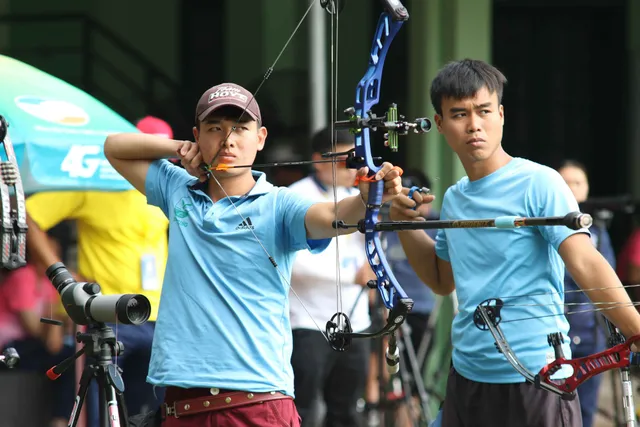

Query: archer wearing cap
[103,82,403,426]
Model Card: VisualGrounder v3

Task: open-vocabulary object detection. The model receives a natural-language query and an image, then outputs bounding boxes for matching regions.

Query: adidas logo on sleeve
[235,217,255,230]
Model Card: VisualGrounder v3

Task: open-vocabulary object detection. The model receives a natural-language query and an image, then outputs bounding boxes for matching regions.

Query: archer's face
[434,87,505,166]
[192,116,267,178]
[559,166,589,203]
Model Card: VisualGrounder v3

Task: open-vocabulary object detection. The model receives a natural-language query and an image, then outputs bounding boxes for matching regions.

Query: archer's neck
[463,147,513,182]
[206,171,257,202]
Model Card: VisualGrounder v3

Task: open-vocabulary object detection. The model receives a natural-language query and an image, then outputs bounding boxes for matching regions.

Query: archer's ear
[256,125,267,152]
[192,126,199,142]
[499,105,505,125]
[434,114,443,133]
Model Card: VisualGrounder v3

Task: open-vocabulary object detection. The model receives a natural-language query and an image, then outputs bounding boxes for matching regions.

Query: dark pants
[441,367,582,427]
[86,322,164,427]
[291,329,370,427]
[4,337,76,419]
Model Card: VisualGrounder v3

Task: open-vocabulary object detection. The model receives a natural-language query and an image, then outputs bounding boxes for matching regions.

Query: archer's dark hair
[557,159,588,176]
[430,59,508,116]
[311,128,354,154]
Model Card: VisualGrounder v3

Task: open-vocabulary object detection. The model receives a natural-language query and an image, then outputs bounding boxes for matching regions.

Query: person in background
[136,116,175,138]
[25,116,172,426]
[0,235,74,427]
[557,159,615,427]
[288,127,374,427]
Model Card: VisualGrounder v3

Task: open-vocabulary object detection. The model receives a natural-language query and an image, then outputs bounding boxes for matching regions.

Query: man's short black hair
[311,128,354,154]
[430,59,508,116]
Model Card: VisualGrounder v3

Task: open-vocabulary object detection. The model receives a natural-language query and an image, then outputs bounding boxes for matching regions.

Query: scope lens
[116,295,152,325]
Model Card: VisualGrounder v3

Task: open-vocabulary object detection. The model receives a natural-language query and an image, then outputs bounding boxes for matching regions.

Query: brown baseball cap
[195,83,262,124]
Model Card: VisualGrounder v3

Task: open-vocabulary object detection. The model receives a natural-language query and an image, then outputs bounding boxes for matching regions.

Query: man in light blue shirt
[388,59,640,427]
[103,82,403,427]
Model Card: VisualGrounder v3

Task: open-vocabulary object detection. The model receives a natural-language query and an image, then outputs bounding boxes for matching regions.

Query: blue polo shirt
[435,158,589,383]
[144,159,330,396]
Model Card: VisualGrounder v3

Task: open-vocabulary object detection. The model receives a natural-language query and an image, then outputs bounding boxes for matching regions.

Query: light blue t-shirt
[144,159,330,396]
[435,157,588,383]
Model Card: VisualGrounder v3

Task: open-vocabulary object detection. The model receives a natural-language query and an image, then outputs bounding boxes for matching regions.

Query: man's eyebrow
[203,119,222,124]
[448,102,493,113]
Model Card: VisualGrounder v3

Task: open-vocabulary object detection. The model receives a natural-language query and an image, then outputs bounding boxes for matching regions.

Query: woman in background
[558,159,616,427]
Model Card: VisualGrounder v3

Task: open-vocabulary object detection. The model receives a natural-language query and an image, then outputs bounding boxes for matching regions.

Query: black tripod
[48,323,129,427]
[366,294,435,427]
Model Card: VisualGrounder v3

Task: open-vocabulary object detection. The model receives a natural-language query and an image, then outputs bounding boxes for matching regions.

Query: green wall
[408,0,493,209]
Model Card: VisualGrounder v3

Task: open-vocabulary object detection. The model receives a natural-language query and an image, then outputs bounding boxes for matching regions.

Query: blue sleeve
[145,159,197,216]
[525,168,590,250]
[435,196,450,261]
[276,187,331,253]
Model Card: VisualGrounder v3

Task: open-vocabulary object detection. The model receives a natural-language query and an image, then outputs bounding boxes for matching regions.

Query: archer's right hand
[176,141,208,182]
[390,188,436,221]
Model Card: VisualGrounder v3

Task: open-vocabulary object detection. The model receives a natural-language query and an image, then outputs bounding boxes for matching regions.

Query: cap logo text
[208,86,248,103]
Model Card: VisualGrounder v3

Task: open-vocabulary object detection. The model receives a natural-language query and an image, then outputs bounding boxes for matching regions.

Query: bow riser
[354,11,410,310]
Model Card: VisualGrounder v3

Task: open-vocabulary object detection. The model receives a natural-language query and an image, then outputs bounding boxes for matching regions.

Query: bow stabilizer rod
[334,211,593,233]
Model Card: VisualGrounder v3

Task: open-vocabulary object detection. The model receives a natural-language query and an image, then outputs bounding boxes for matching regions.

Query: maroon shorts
[161,386,301,427]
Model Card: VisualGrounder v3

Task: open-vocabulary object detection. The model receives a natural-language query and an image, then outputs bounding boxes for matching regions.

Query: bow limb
[475,299,640,404]
[0,115,27,270]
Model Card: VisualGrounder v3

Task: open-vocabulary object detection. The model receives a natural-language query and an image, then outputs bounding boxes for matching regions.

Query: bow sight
[334,105,432,151]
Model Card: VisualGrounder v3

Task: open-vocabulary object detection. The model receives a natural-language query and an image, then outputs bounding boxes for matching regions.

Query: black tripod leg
[103,382,126,427]
[68,364,98,427]
[98,372,110,427]
[398,323,433,426]
[116,386,129,427]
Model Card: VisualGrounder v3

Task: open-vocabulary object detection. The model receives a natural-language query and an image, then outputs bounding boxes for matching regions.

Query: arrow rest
[326,312,353,351]
[320,147,382,170]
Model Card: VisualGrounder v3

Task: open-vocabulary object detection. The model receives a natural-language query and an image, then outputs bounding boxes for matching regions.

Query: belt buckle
[165,402,179,419]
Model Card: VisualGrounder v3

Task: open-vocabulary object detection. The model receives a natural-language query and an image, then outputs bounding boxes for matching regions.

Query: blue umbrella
[0,54,137,194]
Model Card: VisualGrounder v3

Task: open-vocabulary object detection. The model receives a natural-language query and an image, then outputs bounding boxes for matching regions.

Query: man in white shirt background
[289,128,374,427]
